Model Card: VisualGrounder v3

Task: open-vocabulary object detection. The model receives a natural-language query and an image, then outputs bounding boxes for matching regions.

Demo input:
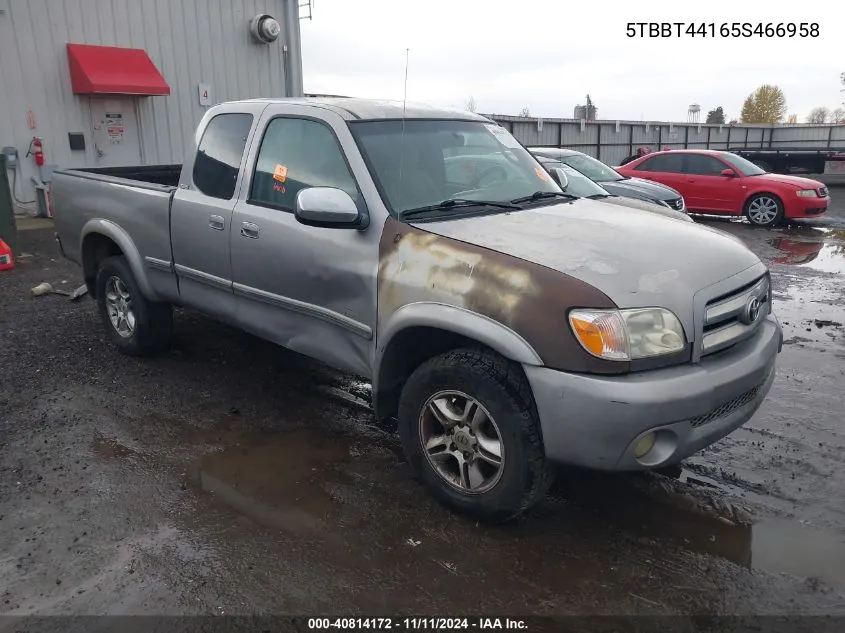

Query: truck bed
[70,164,182,188]
[729,149,845,175]
[51,165,179,283]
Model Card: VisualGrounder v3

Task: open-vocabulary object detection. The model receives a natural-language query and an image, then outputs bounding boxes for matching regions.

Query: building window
[249,117,359,211]
[192,113,254,200]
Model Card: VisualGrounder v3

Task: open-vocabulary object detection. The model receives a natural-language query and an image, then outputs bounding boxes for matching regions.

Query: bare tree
[832,107,845,124]
[465,96,477,113]
[786,114,798,124]
[806,107,830,124]
[519,107,531,118]
[841,72,845,105]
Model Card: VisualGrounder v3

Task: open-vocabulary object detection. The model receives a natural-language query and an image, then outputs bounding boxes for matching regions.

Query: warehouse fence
[484,115,845,167]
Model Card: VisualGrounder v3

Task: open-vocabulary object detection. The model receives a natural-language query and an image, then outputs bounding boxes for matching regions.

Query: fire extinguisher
[28,137,45,167]
[26,137,54,218]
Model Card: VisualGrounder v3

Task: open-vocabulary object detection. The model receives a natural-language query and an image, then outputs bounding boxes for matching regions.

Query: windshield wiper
[399,198,520,220]
[586,193,612,199]
[510,191,579,204]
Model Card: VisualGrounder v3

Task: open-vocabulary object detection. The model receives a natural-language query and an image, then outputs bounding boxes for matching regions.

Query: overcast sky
[300,0,842,123]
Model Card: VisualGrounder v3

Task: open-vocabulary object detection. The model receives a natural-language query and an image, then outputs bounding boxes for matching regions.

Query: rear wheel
[398,349,553,522]
[744,193,784,227]
[95,256,172,356]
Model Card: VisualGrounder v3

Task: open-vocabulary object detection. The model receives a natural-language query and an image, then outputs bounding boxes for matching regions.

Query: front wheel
[744,193,784,227]
[95,256,173,356]
[398,349,553,522]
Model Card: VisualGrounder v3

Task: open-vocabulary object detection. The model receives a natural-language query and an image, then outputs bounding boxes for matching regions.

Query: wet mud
[2,196,845,616]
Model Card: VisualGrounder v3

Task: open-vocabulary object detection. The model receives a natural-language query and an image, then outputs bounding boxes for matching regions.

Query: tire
[95,256,172,356]
[744,193,784,228]
[397,348,553,523]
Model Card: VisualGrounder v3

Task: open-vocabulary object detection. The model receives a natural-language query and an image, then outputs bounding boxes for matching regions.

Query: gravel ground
[2,196,845,624]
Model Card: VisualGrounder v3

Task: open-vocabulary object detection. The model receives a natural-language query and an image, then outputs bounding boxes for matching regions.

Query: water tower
[688,104,701,123]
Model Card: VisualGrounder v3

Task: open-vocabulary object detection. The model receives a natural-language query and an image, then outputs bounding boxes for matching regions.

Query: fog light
[634,433,656,458]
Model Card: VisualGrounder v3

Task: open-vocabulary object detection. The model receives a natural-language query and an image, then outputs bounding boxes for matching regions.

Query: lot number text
[626,22,819,38]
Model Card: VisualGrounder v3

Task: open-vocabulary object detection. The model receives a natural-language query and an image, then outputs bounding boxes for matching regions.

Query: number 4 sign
[198,83,212,106]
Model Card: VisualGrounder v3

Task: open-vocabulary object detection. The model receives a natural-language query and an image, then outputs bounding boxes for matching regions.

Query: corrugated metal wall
[0,0,302,200]
[488,114,845,166]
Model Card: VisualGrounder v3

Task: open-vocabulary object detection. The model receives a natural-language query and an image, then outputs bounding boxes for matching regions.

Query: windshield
[719,152,766,176]
[560,154,624,182]
[546,162,610,197]
[350,120,560,216]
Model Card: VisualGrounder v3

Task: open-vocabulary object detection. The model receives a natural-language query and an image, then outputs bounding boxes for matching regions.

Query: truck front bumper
[524,314,782,471]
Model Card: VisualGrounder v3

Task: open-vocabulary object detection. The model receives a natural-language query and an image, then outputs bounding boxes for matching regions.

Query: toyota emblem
[742,295,762,325]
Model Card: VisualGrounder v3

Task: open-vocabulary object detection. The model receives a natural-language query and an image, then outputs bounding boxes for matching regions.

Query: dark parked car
[535,157,692,222]
[528,147,686,212]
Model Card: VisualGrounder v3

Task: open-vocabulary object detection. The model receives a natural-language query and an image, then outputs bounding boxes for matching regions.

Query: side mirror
[551,168,569,190]
[720,168,737,177]
[295,187,366,229]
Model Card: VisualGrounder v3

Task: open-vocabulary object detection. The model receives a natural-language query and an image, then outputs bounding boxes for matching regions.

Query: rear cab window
[248,117,362,212]
[192,113,254,200]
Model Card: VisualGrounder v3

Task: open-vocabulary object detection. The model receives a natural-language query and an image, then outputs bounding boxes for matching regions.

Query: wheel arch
[80,219,157,300]
[743,189,784,211]
[373,302,543,424]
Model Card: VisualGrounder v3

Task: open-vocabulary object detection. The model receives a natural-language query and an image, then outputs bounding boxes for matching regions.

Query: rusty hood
[410,199,762,331]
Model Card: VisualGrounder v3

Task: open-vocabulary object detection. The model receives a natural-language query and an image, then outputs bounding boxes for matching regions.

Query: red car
[616,149,830,227]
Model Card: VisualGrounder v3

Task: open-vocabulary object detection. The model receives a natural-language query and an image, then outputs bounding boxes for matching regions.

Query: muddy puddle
[800,244,845,275]
[195,428,354,533]
[768,227,845,271]
[552,470,845,591]
[752,518,845,590]
[764,230,845,347]
[771,280,845,348]
[93,436,138,460]
[193,419,845,592]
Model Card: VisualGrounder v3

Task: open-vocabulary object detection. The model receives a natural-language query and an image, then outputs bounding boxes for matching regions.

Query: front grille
[701,275,770,356]
[819,186,829,197]
[689,381,762,428]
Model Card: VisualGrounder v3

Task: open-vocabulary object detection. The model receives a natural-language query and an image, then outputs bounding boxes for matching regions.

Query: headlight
[658,197,684,210]
[569,308,686,361]
[796,189,818,198]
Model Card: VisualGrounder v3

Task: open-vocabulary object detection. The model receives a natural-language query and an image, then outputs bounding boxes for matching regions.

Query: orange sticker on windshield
[273,164,288,183]
[535,167,551,182]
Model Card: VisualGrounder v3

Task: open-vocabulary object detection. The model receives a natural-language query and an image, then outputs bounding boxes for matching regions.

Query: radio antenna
[398,47,409,209]
[402,48,410,115]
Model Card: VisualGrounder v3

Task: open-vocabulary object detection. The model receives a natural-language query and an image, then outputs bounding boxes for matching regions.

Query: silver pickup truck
[53,98,782,522]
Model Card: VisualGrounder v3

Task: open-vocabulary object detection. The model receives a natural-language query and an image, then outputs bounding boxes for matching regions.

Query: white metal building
[0,0,304,202]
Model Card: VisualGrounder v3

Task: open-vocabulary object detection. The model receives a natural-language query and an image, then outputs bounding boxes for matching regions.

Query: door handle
[240,222,260,239]
[209,215,225,231]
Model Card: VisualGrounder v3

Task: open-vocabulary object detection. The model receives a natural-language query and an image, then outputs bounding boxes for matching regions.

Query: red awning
[66,43,170,96]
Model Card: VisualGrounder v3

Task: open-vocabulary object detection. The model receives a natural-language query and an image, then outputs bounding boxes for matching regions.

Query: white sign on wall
[198,83,212,106]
